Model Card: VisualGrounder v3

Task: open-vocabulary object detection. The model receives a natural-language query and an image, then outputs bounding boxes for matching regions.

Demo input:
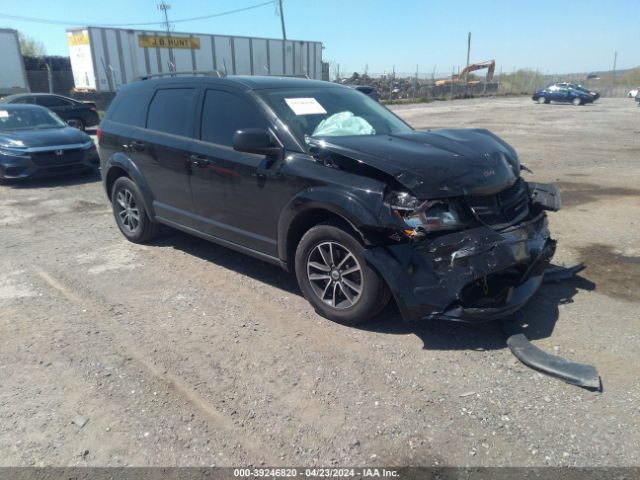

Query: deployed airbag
[312,111,375,137]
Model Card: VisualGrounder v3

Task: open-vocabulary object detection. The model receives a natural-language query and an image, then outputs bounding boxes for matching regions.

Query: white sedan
[627,87,640,98]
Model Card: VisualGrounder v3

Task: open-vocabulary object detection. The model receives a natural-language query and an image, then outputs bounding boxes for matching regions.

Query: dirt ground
[1,97,638,467]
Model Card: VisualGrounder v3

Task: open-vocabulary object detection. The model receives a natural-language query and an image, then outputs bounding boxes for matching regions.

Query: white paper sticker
[284,97,327,115]
[0,111,8,118]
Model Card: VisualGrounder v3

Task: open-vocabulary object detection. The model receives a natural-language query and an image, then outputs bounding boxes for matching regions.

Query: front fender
[103,153,156,219]
[277,186,383,262]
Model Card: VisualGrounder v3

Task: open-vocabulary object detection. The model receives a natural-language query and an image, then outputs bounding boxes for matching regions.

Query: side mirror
[233,128,281,156]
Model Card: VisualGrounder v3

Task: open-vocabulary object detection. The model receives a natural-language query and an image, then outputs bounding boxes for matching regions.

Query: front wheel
[295,224,390,325]
[537,96,548,104]
[572,97,583,106]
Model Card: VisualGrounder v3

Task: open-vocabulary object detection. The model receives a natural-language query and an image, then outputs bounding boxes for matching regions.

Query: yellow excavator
[434,60,496,86]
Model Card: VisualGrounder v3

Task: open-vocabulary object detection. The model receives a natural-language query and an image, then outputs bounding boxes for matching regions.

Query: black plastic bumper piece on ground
[543,263,586,283]
[501,319,602,391]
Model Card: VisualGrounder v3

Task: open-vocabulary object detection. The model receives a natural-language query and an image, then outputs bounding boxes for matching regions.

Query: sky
[1,0,639,76]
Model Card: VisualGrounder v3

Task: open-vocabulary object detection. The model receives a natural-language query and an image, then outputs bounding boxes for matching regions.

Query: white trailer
[0,29,29,95]
[66,26,324,93]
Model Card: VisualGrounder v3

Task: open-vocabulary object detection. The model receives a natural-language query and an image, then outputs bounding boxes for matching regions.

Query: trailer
[0,29,29,96]
[66,27,324,93]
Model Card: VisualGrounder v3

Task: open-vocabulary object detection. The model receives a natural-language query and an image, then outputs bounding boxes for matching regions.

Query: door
[133,87,200,227]
[189,88,287,256]
[553,87,570,102]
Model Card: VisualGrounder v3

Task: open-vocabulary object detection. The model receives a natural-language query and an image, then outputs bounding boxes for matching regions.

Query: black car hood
[311,129,521,198]
[0,127,90,149]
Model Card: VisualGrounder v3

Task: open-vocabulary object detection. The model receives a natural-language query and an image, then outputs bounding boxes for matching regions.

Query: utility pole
[278,0,287,40]
[465,32,471,90]
[451,65,455,99]
[158,2,175,72]
[612,51,617,91]
[45,61,53,93]
[390,65,395,100]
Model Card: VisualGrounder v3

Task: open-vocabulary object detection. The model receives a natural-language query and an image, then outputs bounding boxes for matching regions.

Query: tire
[537,96,548,104]
[111,176,159,243]
[67,118,86,131]
[295,224,390,325]
[572,97,583,106]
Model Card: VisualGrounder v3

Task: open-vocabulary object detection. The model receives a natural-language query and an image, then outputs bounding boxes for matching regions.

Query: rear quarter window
[107,88,154,128]
[11,96,34,104]
[36,96,71,107]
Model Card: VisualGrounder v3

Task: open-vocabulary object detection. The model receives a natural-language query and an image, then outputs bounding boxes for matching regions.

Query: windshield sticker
[285,97,327,115]
[0,111,8,118]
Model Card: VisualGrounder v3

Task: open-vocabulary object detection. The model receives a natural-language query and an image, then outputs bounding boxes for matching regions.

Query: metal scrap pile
[337,72,498,101]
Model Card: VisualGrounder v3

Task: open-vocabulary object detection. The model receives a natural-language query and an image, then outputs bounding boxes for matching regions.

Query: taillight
[96,127,102,143]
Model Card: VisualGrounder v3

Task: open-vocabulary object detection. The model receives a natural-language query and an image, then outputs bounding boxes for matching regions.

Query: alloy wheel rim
[115,188,140,233]
[307,241,363,309]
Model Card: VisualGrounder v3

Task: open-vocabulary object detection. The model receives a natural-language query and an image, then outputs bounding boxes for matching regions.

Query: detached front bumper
[364,210,556,323]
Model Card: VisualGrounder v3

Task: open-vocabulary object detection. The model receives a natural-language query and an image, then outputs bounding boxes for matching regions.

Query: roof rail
[265,74,310,79]
[138,70,225,81]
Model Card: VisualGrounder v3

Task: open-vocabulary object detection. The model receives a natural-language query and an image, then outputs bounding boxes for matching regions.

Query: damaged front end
[306,131,562,323]
[365,180,561,322]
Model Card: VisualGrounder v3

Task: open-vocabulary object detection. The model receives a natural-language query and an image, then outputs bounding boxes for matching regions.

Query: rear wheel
[295,224,390,325]
[67,118,86,131]
[572,97,583,106]
[111,176,159,243]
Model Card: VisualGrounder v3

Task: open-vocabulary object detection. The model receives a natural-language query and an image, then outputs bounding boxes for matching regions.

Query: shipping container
[0,29,29,95]
[66,27,324,93]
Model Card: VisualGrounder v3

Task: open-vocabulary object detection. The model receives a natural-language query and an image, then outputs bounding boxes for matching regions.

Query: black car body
[0,104,99,179]
[532,83,599,105]
[0,93,100,130]
[99,75,560,324]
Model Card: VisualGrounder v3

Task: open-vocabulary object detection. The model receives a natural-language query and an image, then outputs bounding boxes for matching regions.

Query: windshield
[0,108,66,132]
[257,87,412,145]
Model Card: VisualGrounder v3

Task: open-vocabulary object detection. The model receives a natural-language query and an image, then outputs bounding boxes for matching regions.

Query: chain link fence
[25,70,74,95]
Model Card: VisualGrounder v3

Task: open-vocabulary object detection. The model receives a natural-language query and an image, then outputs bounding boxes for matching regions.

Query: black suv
[99,75,560,325]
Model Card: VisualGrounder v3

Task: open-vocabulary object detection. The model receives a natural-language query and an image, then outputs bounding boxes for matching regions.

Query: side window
[108,89,153,128]
[146,88,197,137]
[13,96,33,104]
[36,96,71,107]
[201,90,268,147]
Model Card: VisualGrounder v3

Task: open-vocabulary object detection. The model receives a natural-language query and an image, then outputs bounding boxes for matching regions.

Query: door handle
[125,140,145,152]
[189,154,210,168]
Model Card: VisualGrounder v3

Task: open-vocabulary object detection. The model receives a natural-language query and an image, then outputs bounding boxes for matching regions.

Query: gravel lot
[1,96,638,467]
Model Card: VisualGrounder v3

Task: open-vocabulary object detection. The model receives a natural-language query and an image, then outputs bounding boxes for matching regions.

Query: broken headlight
[387,191,470,237]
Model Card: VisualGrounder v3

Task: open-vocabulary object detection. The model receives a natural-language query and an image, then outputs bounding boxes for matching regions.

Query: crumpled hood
[311,128,521,198]
[0,127,90,150]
